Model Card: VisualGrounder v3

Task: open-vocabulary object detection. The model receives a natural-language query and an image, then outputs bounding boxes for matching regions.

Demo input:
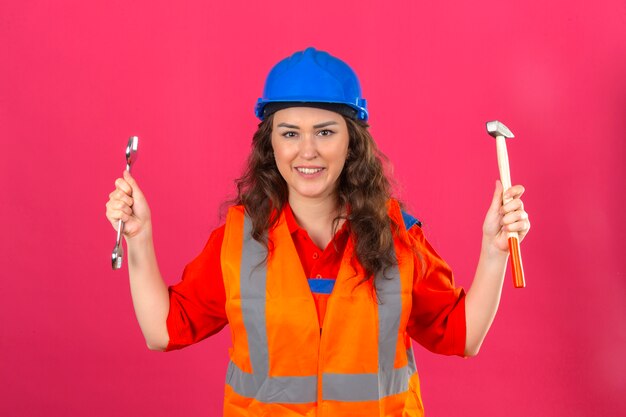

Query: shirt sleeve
[165,225,228,351]
[405,225,467,357]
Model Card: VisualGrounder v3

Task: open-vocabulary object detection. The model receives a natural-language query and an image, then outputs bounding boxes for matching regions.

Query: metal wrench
[112,136,139,270]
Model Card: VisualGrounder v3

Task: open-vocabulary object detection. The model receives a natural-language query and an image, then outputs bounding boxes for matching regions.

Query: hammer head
[486,121,515,138]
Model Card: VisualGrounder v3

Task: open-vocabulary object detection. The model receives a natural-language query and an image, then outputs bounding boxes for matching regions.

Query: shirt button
[316,274,322,279]
[312,252,319,260]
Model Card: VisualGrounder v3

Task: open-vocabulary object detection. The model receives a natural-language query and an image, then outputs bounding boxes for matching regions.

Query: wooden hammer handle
[496,137,526,288]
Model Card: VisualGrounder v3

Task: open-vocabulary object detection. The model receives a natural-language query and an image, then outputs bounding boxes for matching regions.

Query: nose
[299,133,318,160]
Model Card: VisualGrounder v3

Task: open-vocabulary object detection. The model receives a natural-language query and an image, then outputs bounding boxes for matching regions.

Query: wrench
[112,136,139,270]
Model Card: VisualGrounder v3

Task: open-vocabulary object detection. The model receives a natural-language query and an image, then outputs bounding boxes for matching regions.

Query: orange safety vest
[221,199,424,416]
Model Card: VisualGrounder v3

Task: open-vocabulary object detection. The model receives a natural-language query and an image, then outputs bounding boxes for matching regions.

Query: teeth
[297,167,323,174]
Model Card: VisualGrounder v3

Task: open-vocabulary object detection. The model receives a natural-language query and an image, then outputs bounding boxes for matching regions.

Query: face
[271,107,350,205]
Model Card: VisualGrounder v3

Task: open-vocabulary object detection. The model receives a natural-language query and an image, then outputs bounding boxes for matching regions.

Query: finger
[105,200,128,217]
[113,200,133,215]
[116,190,134,206]
[501,209,529,226]
[108,189,134,208]
[107,207,131,224]
[504,184,525,200]
[503,218,531,233]
[106,201,132,216]
[114,178,132,195]
[500,198,524,215]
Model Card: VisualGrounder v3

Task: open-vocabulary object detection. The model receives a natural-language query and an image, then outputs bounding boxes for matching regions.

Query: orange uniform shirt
[166,205,466,356]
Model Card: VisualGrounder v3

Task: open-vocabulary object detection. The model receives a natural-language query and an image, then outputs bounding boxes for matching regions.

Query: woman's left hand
[482,180,531,254]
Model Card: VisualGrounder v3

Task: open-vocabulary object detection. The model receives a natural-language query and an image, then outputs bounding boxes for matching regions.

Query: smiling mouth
[296,167,324,174]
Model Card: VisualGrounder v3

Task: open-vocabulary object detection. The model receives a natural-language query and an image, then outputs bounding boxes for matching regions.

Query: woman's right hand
[105,170,152,240]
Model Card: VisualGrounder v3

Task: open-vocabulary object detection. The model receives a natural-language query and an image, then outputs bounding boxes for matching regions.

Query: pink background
[1,1,625,416]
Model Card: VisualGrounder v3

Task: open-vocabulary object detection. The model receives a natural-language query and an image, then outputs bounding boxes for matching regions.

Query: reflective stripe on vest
[224,210,416,404]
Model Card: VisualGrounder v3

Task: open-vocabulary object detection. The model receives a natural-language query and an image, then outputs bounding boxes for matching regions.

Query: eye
[317,129,334,137]
[282,131,298,138]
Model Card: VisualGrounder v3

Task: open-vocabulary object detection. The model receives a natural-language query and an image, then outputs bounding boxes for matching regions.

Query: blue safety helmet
[255,47,368,121]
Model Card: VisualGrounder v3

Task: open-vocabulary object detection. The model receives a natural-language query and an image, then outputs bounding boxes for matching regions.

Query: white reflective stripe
[378,361,413,398]
[228,363,413,403]
[377,256,411,398]
[322,373,378,401]
[226,360,318,404]
[376,262,402,373]
[322,361,413,401]
[240,215,269,376]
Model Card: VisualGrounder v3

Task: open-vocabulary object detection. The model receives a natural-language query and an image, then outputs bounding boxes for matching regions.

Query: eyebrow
[277,121,339,129]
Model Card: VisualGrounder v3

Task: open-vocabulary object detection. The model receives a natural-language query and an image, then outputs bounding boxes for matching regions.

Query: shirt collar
[283,202,350,237]
[283,202,301,235]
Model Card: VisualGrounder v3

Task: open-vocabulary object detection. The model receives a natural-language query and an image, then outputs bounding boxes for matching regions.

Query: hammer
[486,121,525,288]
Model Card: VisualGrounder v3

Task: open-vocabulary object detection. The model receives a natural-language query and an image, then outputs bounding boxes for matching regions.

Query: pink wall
[1,1,625,416]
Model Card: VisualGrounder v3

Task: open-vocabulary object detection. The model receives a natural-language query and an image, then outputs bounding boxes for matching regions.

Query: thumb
[123,170,143,196]
[489,179,503,211]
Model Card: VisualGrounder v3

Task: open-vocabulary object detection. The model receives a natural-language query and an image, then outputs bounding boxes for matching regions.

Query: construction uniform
[166,199,466,416]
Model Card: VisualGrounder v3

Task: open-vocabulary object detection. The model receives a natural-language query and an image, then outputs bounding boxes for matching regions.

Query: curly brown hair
[234,113,402,284]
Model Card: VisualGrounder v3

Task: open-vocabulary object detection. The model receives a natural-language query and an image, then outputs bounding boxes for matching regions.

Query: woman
[105,47,530,416]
